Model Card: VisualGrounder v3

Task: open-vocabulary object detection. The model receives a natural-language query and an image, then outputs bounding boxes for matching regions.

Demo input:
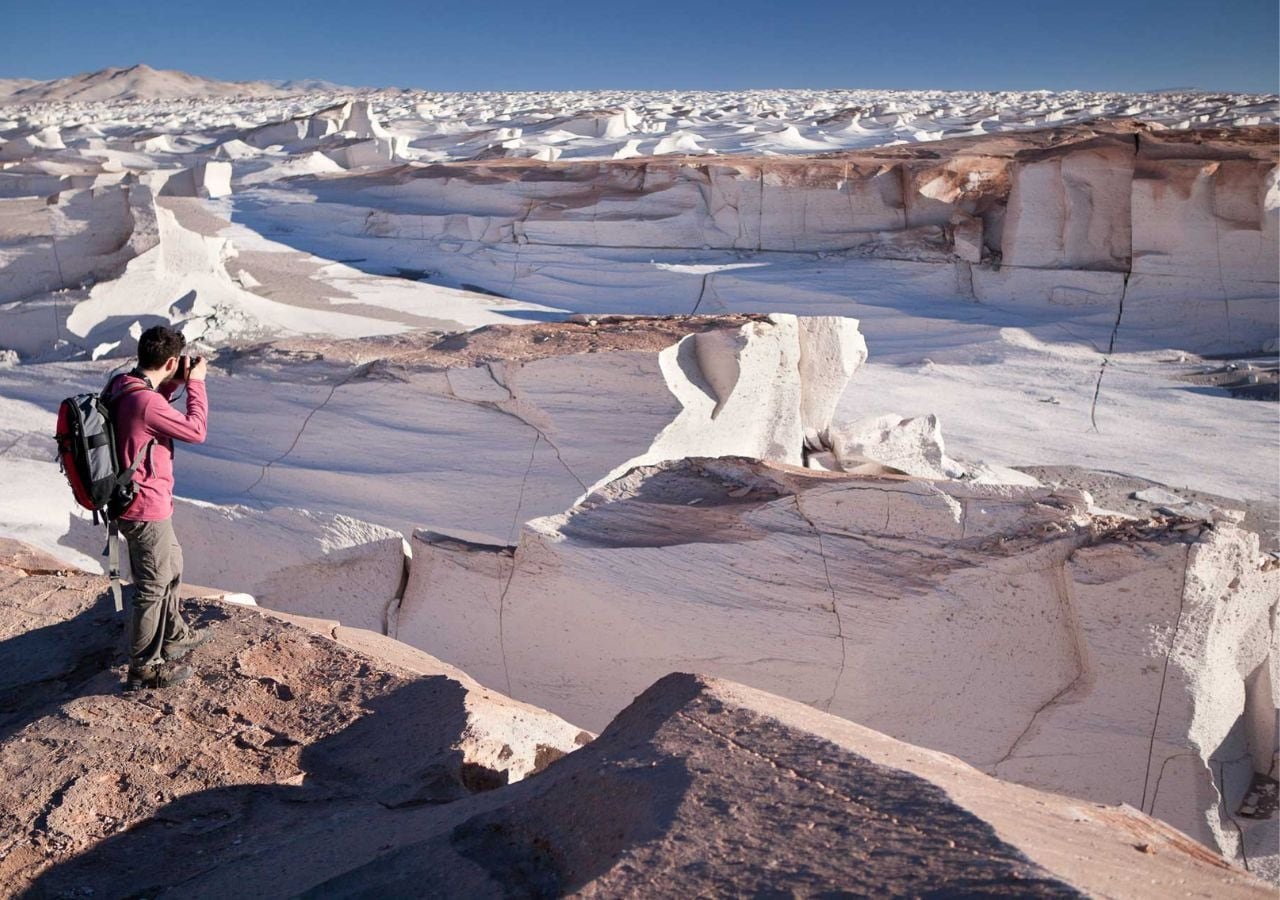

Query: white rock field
[1,70,1277,888]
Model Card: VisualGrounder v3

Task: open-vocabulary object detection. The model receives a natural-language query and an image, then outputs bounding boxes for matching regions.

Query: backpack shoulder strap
[105,381,150,407]
[116,437,156,486]
[107,519,124,613]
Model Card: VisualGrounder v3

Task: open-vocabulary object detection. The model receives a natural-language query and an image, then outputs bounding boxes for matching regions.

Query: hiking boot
[163,629,211,662]
[125,663,193,692]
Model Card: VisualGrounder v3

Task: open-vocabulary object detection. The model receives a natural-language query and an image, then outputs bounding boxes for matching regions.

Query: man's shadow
[0,588,121,746]
[20,675,492,899]
[0,570,233,748]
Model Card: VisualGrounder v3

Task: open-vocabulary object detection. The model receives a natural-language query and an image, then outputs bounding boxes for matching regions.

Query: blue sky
[3,0,1276,92]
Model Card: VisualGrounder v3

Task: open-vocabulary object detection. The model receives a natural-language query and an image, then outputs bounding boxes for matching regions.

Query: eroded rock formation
[0,184,159,315]
[280,122,1277,352]
[71,314,871,546]
[400,457,1278,868]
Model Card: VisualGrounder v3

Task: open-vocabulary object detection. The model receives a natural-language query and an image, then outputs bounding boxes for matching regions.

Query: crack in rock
[1141,544,1192,814]
[445,366,588,494]
[993,560,1091,770]
[243,363,372,503]
[1089,270,1129,432]
[496,433,540,697]
[792,495,847,712]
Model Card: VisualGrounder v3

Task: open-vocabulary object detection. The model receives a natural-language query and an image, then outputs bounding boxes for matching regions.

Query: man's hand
[188,357,208,382]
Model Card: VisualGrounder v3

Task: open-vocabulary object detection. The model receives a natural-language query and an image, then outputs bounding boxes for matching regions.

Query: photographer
[105,325,210,691]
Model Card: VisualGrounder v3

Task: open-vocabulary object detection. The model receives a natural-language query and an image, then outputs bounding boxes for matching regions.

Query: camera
[176,355,202,381]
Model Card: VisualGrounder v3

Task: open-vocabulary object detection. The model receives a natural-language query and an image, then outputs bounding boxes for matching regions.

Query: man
[106,325,210,691]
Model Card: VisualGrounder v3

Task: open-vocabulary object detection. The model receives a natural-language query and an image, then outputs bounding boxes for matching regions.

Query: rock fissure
[991,554,1092,770]
[445,367,588,494]
[689,272,712,316]
[243,363,372,503]
[792,495,847,712]
[1089,270,1129,433]
[1220,759,1251,871]
[993,671,1087,771]
[382,547,411,639]
[1141,544,1193,814]
[495,435,540,697]
[495,552,520,700]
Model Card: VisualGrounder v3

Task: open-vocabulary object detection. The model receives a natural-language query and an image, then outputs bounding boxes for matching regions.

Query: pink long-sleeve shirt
[107,373,208,521]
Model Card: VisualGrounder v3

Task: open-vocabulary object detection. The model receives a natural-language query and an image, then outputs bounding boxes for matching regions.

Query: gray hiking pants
[120,517,192,671]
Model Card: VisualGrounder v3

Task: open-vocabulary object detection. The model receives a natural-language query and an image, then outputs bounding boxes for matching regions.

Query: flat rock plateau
[0,71,1276,895]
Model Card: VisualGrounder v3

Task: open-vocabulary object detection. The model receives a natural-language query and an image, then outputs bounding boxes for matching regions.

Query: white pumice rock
[0,185,161,348]
[0,125,64,161]
[823,412,961,479]
[57,195,404,353]
[398,455,1277,868]
[56,499,409,634]
[150,160,232,199]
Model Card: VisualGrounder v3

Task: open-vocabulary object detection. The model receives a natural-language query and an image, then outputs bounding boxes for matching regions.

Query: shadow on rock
[0,586,121,745]
[22,677,485,899]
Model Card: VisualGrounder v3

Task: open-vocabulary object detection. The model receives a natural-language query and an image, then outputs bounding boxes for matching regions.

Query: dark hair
[137,326,185,370]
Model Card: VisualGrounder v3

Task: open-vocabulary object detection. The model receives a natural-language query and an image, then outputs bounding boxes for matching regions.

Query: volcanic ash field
[0,70,1277,895]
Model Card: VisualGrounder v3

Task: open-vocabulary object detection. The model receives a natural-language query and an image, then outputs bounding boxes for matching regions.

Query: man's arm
[143,378,208,444]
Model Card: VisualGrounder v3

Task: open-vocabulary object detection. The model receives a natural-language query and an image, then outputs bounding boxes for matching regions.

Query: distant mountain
[0,64,348,104]
[268,78,355,93]
[0,78,39,99]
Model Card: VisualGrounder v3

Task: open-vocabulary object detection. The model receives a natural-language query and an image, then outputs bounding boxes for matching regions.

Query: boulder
[823,412,960,478]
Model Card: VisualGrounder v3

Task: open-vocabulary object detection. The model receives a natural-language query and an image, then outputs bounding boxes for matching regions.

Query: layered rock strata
[280,123,1278,352]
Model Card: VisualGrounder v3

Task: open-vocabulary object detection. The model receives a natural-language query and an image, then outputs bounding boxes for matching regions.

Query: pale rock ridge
[285,124,1277,351]
[398,456,1277,868]
[0,185,160,353]
[242,99,407,169]
[55,191,407,353]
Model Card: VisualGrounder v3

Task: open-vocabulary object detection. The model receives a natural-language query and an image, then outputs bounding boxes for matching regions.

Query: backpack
[54,377,155,611]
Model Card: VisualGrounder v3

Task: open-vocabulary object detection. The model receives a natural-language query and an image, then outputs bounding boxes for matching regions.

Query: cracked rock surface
[401,456,1278,870]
